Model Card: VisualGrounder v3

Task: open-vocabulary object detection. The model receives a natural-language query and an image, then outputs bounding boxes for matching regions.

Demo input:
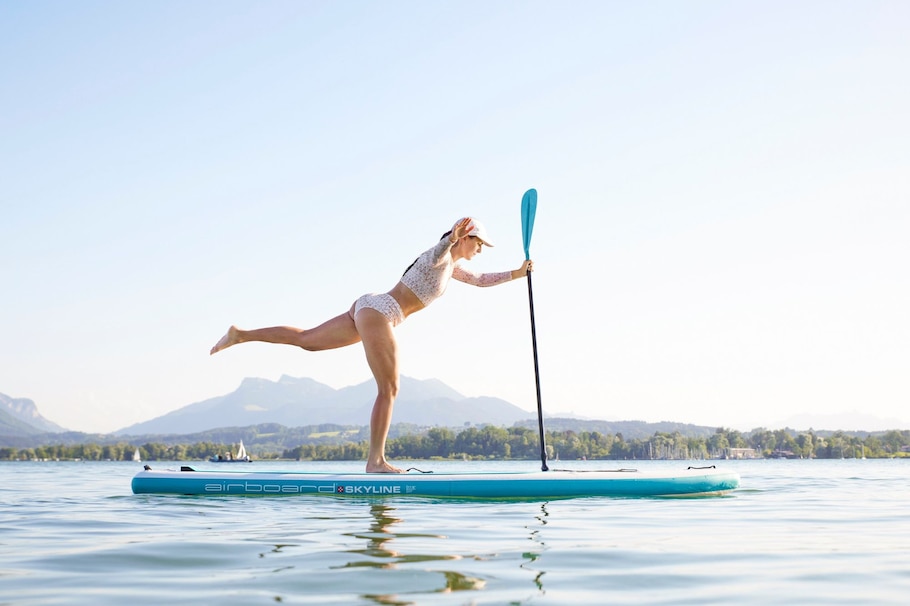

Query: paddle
[521,188,548,471]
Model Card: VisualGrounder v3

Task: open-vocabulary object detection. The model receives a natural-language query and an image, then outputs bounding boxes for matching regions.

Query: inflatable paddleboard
[131,465,739,498]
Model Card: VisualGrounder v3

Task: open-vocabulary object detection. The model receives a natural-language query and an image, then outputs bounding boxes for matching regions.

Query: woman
[210,217,533,473]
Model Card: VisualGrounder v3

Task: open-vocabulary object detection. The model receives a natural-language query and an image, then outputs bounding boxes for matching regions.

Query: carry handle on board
[522,188,548,472]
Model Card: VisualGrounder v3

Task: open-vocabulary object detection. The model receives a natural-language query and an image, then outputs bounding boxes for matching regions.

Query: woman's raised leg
[210,311,362,355]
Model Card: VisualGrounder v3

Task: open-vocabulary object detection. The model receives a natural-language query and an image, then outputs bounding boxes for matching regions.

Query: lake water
[1,459,907,605]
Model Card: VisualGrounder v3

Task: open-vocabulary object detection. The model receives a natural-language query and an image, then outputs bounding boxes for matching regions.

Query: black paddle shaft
[526,269,549,471]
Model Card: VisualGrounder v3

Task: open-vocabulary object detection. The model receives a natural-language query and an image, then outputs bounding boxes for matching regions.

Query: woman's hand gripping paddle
[521,188,548,471]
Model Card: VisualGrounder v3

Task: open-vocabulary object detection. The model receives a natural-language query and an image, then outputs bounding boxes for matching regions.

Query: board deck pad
[131,465,740,499]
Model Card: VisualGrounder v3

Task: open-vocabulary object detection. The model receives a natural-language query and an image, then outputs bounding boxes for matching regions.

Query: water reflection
[522,502,549,592]
[338,502,486,604]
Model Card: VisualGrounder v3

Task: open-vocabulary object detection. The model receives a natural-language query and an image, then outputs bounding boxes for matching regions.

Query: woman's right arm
[428,219,468,266]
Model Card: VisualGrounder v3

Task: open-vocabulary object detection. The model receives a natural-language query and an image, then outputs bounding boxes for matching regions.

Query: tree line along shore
[4,426,910,462]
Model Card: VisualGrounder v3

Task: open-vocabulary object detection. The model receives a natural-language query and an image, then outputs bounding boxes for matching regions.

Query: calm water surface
[1,459,907,604]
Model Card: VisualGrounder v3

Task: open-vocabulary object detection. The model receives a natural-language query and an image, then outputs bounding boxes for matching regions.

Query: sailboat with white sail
[210,440,252,463]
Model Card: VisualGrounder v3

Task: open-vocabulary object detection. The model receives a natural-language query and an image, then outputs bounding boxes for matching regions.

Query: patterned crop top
[400,237,513,306]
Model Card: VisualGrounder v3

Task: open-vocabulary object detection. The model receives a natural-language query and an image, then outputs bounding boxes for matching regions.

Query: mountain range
[117,375,533,435]
[3,376,908,443]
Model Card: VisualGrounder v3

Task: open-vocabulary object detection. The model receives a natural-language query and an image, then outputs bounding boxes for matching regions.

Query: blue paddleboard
[131,465,739,498]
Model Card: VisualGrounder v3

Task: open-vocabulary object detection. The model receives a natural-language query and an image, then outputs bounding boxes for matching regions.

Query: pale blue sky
[2,1,908,433]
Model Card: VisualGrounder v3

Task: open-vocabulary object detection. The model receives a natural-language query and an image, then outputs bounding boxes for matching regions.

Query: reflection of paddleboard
[131,465,739,498]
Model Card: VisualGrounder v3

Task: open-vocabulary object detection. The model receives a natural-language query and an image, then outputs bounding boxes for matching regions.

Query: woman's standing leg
[354,309,404,473]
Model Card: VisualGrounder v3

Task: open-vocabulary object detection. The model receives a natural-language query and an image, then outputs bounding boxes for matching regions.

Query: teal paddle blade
[521,188,537,260]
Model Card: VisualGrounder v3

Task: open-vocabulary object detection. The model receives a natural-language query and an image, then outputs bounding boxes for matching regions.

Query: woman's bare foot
[210,326,242,355]
[366,460,404,473]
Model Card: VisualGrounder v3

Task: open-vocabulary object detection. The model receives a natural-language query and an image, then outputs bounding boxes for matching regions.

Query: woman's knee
[374,377,400,400]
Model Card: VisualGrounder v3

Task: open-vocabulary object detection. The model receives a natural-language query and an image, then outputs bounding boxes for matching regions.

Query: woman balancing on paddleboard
[210,217,533,473]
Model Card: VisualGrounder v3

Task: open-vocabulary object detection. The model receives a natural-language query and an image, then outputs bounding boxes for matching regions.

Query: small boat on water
[132,448,141,463]
[210,440,252,463]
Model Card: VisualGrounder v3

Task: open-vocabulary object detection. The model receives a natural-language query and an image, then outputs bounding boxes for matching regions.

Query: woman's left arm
[509,259,533,280]
[453,259,533,287]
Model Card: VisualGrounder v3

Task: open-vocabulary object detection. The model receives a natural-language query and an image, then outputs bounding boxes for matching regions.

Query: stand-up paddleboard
[131,465,739,498]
